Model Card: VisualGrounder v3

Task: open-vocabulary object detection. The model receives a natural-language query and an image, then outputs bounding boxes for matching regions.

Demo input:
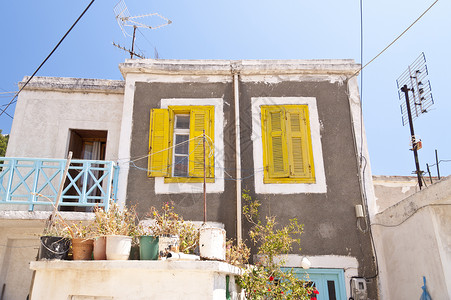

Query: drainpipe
[233,68,242,244]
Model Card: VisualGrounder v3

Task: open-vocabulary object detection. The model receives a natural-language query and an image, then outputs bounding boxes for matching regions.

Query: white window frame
[251,97,327,194]
[155,98,224,194]
[172,114,190,177]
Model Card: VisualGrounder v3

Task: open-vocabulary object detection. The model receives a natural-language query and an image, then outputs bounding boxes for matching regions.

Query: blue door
[284,268,347,300]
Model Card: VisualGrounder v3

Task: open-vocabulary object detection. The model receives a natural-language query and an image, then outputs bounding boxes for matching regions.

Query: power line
[351,0,439,78]
[0,0,96,119]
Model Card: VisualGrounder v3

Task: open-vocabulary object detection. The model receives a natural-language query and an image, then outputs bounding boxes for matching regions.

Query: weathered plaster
[372,176,451,299]
[347,76,377,218]
[7,77,124,161]
[119,59,361,78]
[19,76,124,94]
[372,175,426,213]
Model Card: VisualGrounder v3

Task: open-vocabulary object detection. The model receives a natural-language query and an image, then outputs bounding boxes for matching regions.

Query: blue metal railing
[0,157,119,211]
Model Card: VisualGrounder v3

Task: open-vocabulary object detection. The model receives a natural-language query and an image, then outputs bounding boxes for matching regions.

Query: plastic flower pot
[105,235,132,260]
[139,236,159,260]
[93,236,107,260]
[72,238,94,260]
[39,236,71,260]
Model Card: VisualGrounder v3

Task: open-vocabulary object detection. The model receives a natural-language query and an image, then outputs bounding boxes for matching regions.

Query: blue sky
[1,0,450,177]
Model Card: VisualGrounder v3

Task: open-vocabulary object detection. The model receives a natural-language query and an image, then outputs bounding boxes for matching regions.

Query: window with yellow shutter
[261,105,315,183]
[148,105,215,183]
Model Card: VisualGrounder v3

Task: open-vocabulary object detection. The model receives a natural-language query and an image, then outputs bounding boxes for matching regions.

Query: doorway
[62,129,107,211]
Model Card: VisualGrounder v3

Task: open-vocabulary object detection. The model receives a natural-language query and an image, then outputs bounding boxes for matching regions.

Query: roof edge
[19,76,125,94]
[119,59,361,77]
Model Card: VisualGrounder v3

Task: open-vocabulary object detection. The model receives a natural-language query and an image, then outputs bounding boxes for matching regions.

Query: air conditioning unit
[351,278,367,300]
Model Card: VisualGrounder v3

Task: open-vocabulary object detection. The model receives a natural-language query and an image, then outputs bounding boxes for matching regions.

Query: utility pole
[401,85,422,189]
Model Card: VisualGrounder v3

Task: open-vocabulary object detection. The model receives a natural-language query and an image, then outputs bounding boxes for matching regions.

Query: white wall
[372,176,451,299]
[30,260,242,300]
[6,78,124,161]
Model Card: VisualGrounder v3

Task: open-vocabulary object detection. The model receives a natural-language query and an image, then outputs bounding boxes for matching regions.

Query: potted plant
[63,221,94,260]
[228,190,318,299]
[40,220,71,260]
[146,202,199,258]
[93,202,137,260]
[136,224,159,260]
[34,193,71,260]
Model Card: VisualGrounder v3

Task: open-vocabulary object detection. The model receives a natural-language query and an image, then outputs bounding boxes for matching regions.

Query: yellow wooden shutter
[188,106,214,178]
[262,106,289,179]
[287,105,315,181]
[148,109,170,177]
[262,105,315,183]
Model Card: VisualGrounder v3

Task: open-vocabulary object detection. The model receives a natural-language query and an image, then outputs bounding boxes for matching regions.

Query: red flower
[269,276,274,281]
[268,288,271,291]
[313,290,319,294]
[280,291,284,294]
[311,297,317,300]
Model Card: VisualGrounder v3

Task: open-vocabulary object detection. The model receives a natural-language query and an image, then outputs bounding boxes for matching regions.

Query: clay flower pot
[72,238,94,260]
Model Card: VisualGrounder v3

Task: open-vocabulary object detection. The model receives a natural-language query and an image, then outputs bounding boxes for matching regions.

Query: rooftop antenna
[396,52,434,190]
[113,0,171,59]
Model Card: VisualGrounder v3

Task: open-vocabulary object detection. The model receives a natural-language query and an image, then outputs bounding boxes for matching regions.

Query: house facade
[1,59,379,300]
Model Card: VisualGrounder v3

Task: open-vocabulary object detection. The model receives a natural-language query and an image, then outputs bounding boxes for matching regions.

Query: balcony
[0,157,119,211]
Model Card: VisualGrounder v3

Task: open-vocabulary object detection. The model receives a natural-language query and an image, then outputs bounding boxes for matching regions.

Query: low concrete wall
[30,261,242,300]
[372,176,451,299]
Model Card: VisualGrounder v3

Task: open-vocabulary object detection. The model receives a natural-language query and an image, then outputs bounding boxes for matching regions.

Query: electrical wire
[355,0,379,281]
[359,0,364,167]
[127,133,264,180]
[0,0,96,119]
[427,159,451,168]
[350,0,439,79]
[123,132,265,180]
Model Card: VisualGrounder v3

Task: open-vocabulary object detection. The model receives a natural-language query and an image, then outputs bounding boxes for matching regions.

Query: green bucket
[139,236,159,260]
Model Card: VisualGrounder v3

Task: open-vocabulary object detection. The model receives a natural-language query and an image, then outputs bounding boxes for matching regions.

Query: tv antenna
[396,52,434,190]
[113,0,172,59]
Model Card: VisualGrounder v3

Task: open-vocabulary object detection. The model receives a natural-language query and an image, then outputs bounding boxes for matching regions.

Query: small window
[173,115,190,177]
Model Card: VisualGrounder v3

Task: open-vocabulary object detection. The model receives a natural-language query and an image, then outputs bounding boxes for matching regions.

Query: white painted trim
[240,74,347,84]
[155,98,225,194]
[251,97,327,194]
[119,59,361,78]
[272,254,358,299]
[116,74,140,207]
[347,77,377,217]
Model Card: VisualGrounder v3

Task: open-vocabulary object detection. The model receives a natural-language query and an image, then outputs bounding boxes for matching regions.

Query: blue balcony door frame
[284,268,347,300]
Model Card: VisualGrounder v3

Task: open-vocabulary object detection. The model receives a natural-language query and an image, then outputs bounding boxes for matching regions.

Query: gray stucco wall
[127,81,237,238]
[126,78,377,297]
